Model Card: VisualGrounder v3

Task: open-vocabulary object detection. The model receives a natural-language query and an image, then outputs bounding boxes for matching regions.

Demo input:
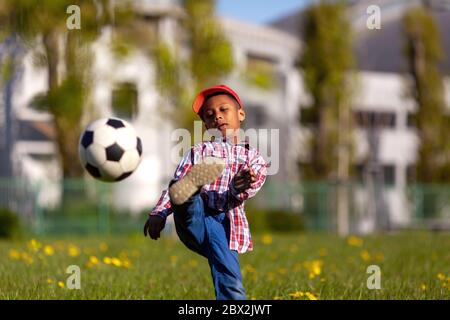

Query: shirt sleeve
[229,152,268,202]
[149,146,196,219]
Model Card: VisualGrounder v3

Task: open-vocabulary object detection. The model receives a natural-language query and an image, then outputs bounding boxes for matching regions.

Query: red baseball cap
[192,84,243,115]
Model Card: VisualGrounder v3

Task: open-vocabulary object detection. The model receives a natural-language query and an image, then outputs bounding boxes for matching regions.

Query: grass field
[0,231,449,300]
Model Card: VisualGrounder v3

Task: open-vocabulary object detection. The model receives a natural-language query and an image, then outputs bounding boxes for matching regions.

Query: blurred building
[271,0,450,231]
[1,0,449,231]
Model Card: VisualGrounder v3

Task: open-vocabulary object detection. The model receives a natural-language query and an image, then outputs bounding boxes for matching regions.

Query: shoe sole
[169,157,225,205]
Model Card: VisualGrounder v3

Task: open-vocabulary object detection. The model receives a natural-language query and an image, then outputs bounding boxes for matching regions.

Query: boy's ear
[238,108,246,122]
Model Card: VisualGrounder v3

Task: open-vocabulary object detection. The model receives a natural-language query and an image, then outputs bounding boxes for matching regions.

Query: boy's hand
[232,168,257,193]
[144,215,166,240]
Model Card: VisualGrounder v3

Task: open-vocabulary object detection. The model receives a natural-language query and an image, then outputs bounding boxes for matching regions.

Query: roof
[269,1,450,74]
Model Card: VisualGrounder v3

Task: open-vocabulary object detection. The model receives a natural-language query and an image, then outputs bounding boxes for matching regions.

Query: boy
[143,84,268,300]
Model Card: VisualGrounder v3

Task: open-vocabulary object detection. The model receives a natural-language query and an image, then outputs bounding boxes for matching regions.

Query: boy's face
[202,94,245,137]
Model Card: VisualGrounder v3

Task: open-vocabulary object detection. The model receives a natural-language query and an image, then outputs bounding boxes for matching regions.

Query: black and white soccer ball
[79,117,143,182]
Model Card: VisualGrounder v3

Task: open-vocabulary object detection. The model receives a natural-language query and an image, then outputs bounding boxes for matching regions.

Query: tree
[300,1,355,180]
[403,6,450,183]
[299,1,356,235]
[155,0,234,136]
[0,0,115,178]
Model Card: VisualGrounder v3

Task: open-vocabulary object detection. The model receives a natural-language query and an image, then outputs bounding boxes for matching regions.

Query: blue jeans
[171,192,247,300]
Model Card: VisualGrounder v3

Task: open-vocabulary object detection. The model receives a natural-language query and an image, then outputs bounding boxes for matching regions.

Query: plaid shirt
[150,138,268,253]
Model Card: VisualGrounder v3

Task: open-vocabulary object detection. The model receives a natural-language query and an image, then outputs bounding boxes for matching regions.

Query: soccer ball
[79,117,143,182]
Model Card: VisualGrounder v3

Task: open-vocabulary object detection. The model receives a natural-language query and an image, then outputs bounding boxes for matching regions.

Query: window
[243,105,266,129]
[354,163,366,184]
[246,53,278,89]
[383,164,396,187]
[407,113,416,128]
[111,82,138,120]
[300,107,318,126]
[355,111,396,129]
[141,14,159,37]
[406,164,416,183]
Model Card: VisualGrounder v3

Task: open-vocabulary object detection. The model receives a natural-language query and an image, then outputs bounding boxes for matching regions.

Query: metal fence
[0,178,145,235]
[259,180,450,233]
[1,178,449,235]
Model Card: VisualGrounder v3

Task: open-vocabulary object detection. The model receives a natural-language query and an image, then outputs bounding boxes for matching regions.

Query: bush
[0,208,21,239]
[246,207,304,233]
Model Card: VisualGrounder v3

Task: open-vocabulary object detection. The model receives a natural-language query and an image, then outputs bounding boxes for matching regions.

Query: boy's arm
[149,147,195,219]
[229,153,268,202]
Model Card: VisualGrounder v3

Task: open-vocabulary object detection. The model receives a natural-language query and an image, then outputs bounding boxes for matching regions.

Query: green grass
[0,231,449,299]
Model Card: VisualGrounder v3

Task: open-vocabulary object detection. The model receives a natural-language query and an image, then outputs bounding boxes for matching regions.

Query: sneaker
[169,157,225,205]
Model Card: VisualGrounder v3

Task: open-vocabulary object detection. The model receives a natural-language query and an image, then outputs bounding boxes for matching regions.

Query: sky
[216,0,311,25]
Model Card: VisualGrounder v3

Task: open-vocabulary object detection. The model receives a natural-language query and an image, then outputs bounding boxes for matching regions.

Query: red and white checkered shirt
[150,138,268,253]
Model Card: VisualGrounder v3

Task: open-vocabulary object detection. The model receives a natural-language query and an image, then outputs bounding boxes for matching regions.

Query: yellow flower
[89,256,99,265]
[99,242,108,252]
[273,296,283,300]
[103,257,112,265]
[347,236,363,247]
[304,260,323,279]
[420,284,427,291]
[27,239,42,252]
[9,249,20,260]
[112,257,122,267]
[68,244,80,257]
[58,281,65,288]
[170,255,178,264]
[188,260,199,268]
[47,278,54,284]
[437,273,446,281]
[305,292,319,300]
[44,245,55,256]
[21,252,33,264]
[289,291,304,299]
[122,259,132,269]
[360,250,371,262]
[261,234,273,245]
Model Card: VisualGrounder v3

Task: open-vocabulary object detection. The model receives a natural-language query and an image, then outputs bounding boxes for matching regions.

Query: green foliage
[403,7,450,183]
[1,56,14,82]
[246,207,304,233]
[244,59,277,90]
[299,1,355,181]
[0,208,21,239]
[111,82,138,120]
[183,0,234,88]
[148,0,235,136]
[0,0,116,178]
